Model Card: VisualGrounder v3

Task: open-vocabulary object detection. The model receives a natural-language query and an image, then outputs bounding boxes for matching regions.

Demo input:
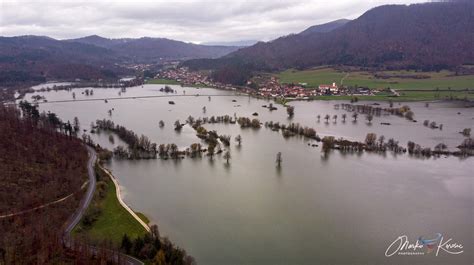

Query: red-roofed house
[319,82,339,93]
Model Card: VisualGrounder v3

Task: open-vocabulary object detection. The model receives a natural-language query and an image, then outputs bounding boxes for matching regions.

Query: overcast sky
[1,0,426,43]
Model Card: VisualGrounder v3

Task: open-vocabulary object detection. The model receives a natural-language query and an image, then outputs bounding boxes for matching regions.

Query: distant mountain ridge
[68,35,240,62]
[184,1,474,85]
[67,35,133,48]
[0,35,241,85]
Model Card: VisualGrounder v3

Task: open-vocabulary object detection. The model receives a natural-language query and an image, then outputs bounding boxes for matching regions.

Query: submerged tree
[365,133,377,147]
[276,152,282,168]
[208,144,215,159]
[174,120,183,131]
[223,150,231,164]
[462,128,471,137]
[286,106,295,118]
[324,114,330,123]
[317,114,321,122]
[73,116,80,134]
[342,113,347,122]
[159,120,165,128]
[366,114,373,124]
[235,134,242,146]
[352,112,358,122]
[405,110,414,121]
[170,143,178,159]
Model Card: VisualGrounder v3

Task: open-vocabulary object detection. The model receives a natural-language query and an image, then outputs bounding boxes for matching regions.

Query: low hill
[0,35,122,86]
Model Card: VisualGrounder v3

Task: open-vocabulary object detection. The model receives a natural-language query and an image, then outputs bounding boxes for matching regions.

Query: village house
[319,82,339,93]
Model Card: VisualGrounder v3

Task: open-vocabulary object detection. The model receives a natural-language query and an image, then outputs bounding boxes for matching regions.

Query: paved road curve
[63,146,144,265]
[63,146,97,235]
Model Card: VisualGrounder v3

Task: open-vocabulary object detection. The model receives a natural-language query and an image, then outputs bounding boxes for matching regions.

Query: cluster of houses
[156,68,210,86]
[155,68,238,90]
[155,67,376,99]
[255,77,344,99]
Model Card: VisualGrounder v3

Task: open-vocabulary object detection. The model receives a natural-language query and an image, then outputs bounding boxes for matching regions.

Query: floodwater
[27,84,473,265]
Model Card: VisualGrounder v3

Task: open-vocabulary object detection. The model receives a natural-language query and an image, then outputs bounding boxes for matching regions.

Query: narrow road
[63,145,97,235]
[35,93,242,105]
[340,72,350,86]
[0,182,87,218]
[63,146,144,265]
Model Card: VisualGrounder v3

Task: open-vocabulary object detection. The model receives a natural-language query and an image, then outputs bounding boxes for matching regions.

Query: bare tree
[276,152,282,167]
[352,112,358,122]
[223,150,231,164]
[366,114,373,124]
[235,135,242,146]
[324,114,330,123]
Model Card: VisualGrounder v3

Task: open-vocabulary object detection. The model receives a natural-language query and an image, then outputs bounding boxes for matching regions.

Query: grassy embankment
[73,163,148,245]
[147,78,210,88]
[146,78,180,85]
[277,68,474,101]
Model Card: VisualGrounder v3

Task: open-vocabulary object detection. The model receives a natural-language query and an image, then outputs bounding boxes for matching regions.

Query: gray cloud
[0,0,426,43]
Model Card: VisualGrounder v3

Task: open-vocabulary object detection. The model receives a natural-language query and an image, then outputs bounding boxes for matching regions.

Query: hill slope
[299,19,350,35]
[0,35,122,85]
[184,1,474,84]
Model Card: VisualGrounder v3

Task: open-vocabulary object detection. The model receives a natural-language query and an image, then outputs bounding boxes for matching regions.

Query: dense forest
[0,103,108,264]
[183,1,474,85]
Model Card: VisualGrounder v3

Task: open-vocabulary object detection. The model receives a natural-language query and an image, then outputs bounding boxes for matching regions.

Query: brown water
[28,84,473,265]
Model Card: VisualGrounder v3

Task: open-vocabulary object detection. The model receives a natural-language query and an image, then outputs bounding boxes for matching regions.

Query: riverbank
[73,161,149,245]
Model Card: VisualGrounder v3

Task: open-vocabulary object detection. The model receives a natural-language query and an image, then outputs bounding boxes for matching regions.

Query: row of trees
[237,117,261,128]
[95,119,158,159]
[340,103,415,121]
[423,120,444,130]
[265,121,318,140]
[19,100,81,136]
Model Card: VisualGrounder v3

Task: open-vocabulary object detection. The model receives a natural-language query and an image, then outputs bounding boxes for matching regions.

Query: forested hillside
[0,104,96,264]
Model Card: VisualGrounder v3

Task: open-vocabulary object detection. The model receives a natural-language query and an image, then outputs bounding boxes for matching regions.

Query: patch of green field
[279,68,345,88]
[135,212,150,225]
[146,78,180,85]
[277,68,474,90]
[395,91,474,101]
[73,167,147,245]
[311,91,474,102]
